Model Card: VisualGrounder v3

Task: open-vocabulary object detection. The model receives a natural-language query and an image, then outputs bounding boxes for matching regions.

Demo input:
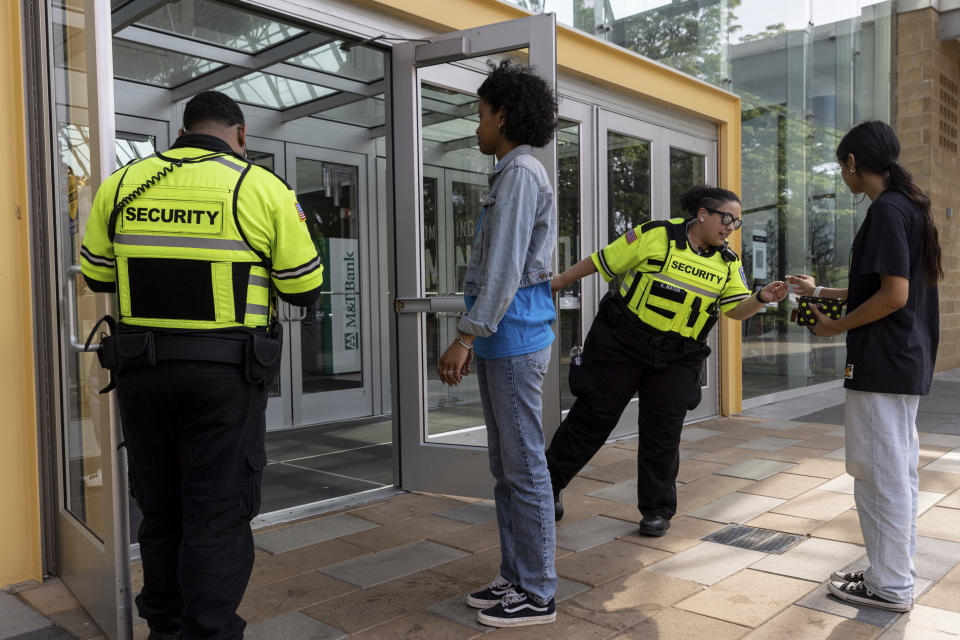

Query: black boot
[553,487,564,521]
[638,513,670,537]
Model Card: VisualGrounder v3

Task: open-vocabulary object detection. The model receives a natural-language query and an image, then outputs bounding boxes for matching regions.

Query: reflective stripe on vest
[624,231,730,340]
[111,153,272,329]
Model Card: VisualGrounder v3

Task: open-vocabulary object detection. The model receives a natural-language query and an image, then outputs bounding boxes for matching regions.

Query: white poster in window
[325,237,362,374]
[751,229,767,280]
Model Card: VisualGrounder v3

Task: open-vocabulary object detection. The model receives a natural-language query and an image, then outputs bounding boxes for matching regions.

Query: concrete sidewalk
[5,376,960,639]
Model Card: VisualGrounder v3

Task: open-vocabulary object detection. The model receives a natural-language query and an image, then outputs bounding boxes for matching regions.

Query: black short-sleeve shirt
[844,190,939,395]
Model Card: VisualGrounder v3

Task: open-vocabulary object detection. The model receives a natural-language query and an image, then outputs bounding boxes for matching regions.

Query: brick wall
[896,8,960,371]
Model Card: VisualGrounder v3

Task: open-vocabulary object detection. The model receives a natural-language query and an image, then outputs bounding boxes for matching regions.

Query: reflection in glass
[135,0,305,53]
[289,42,385,82]
[295,159,363,395]
[608,131,651,240]
[669,147,705,218]
[313,96,385,128]
[112,40,223,88]
[419,81,493,445]
[116,132,155,167]
[505,0,895,401]
[51,3,110,541]
[556,120,581,411]
[217,72,336,110]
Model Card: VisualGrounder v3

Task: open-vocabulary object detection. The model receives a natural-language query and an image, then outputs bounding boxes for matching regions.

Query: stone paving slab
[556,515,638,552]
[254,514,380,554]
[681,427,724,441]
[244,611,347,640]
[646,540,768,585]
[434,501,496,525]
[750,538,865,582]
[914,536,960,581]
[823,447,846,460]
[585,478,636,505]
[0,592,50,640]
[749,419,810,431]
[319,541,468,588]
[920,434,960,448]
[878,603,960,639]
[747,604,882,640]
[714,458,795,481]
[736,437,803,452]
[676,569,818,628]
[686,492,785,524]
[923,449,960,474]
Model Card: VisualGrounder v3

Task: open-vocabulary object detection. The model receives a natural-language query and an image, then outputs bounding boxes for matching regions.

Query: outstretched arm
[551,256,598,292]
[725,281,789,321]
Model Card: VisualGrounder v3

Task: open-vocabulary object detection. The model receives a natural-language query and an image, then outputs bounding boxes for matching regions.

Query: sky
[539,0,890,43]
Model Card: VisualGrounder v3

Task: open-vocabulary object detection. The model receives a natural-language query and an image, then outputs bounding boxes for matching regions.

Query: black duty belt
[601,292,706,355]
[85,315,282,391]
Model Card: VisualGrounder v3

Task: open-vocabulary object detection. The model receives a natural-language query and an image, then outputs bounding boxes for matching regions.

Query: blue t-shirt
[465,280,555,359]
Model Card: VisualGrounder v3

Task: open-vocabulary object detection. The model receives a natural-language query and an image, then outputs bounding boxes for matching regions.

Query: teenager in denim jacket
[438,60,558,628]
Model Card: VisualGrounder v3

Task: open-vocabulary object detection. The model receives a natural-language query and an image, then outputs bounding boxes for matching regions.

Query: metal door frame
[284,143,375,426]
[389,13,557,497]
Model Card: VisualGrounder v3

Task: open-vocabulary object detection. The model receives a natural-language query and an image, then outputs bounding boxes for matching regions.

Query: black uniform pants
[117,360,267,640]
[546,304,706,520]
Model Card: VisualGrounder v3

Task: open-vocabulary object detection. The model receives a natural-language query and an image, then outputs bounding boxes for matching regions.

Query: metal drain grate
[701,524,805,554]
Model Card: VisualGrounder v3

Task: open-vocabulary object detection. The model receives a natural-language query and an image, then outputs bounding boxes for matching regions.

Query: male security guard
[546,185,788,536]
[80,92,323,640]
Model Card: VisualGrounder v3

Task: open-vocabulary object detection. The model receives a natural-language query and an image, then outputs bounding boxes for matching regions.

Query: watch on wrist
[755,288,767,304]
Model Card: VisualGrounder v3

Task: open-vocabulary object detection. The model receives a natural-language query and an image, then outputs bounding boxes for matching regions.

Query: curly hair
[679,184,740,217]
[477,60,558,148]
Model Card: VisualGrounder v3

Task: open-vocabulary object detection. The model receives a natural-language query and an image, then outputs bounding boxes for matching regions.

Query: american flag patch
[739,266,748,287]
[626,228,638,244]
[296,202,306,222]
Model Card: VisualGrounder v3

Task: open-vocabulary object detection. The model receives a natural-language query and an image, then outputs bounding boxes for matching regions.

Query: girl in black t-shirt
[787,120,942,614]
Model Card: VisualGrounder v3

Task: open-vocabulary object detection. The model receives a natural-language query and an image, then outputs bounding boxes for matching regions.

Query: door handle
[281,303,308,321]
[65,264,97,352]
[394,296,466,313]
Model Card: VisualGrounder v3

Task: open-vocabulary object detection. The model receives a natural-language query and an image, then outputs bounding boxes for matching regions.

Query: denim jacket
[458,145,556,337]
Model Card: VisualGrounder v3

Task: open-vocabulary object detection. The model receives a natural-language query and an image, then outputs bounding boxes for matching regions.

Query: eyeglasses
[704,207,743,230]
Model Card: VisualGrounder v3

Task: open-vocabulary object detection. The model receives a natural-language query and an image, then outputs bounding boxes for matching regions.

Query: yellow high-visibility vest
[80,146,323,330]
[592,218,752,340]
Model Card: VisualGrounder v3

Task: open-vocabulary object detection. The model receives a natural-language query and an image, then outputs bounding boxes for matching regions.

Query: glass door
[664,131,718,421]
[391,14,558,497]
[279,144,374,427]
[598,112,720,427]
[50,1,132,638]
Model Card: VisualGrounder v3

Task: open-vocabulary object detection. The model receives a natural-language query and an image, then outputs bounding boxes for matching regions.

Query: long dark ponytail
[837,121,943,286]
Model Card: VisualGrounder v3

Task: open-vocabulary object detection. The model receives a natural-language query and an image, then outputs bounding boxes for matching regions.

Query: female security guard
[546,185,788,536]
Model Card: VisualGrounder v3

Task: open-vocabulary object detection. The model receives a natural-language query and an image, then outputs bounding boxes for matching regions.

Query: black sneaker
[466,574,515,609]
[831,569,865,583]
[477,590,556,627]
[827,580,912,612]
[553,487,564,521]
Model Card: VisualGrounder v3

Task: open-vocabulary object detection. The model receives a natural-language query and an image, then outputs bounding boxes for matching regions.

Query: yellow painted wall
[0,0,43,588]
[360,0,744,413]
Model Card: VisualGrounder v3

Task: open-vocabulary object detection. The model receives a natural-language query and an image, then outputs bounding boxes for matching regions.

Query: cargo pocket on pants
[240,451,267,521]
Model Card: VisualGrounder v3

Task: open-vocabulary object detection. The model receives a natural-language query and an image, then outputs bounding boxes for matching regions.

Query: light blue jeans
[845,389,920,604]
[475,345,557,605]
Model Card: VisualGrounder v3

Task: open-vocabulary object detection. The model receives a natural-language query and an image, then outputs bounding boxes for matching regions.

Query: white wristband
[813,286,823,298]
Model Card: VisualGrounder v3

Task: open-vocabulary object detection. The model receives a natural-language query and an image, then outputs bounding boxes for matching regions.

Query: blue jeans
[475,345,557,604]
[845,389,920,604]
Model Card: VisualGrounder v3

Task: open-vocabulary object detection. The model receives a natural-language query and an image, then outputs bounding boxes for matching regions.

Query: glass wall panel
[51,0,110,541]
[556,119,581,410]
[507,0,894,401]
[608,132,651,239]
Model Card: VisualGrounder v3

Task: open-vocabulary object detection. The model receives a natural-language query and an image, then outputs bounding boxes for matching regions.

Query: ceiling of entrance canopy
[109,0,388,129]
